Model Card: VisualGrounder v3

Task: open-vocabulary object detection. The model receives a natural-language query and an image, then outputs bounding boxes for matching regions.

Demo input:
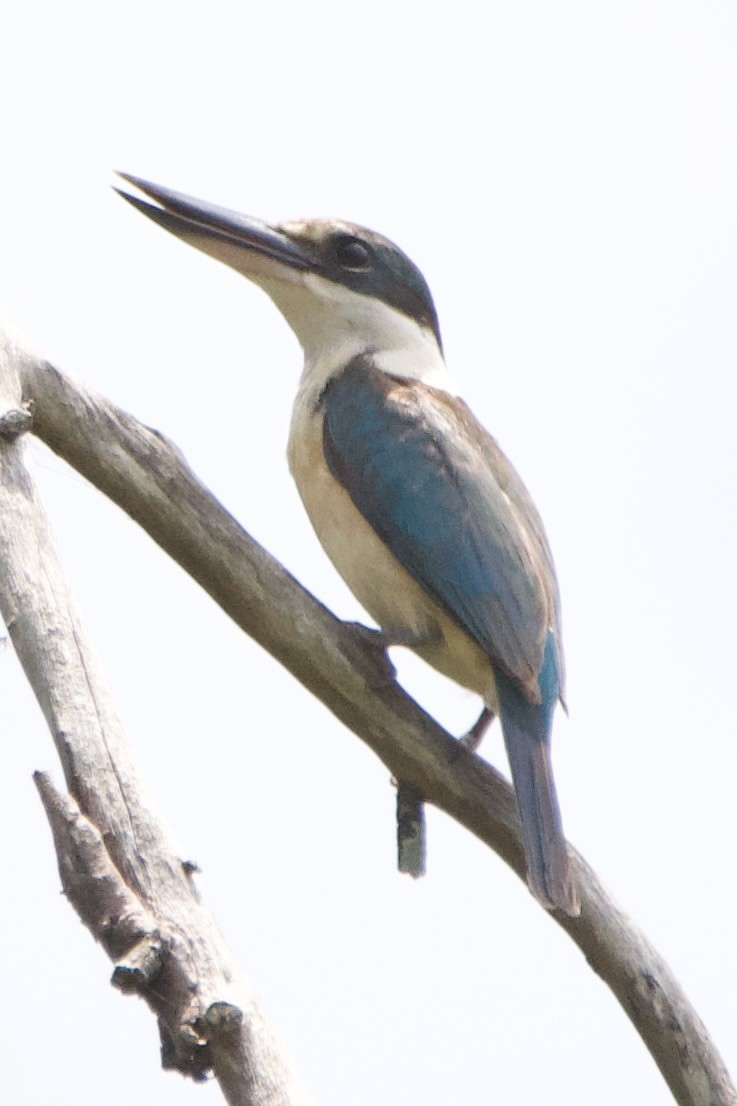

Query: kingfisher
[116,174,579,917]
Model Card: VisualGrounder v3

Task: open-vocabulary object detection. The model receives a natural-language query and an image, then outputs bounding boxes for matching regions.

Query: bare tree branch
[2,327,734,1106]
[0,333,313,1106]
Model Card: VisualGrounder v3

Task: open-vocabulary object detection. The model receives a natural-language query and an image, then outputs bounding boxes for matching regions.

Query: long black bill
[114,172,311,274]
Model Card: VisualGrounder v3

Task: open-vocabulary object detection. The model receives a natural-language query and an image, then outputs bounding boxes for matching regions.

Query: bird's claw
[345,621,398,685]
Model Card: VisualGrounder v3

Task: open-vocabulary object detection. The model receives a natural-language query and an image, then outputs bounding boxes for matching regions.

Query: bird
[115,173,579,917]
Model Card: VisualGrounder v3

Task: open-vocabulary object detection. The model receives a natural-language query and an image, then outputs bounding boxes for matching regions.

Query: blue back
[321,357,564,706]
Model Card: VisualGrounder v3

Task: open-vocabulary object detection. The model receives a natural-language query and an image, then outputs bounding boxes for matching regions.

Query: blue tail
[495,634,578,915]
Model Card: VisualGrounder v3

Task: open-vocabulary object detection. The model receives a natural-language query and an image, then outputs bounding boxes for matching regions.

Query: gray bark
[1,326,734,1106]
[0,330,313,1106]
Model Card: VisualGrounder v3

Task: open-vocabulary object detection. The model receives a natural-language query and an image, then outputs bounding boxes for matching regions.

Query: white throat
[257,270,459,398]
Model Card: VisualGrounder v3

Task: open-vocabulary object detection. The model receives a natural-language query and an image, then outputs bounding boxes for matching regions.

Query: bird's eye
[335,236,373,271]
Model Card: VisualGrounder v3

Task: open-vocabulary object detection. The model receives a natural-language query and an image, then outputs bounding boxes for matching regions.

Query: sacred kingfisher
[116,174,578,917]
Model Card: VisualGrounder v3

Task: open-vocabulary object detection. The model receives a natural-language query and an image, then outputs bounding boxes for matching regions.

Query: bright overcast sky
[1,3,735,1104]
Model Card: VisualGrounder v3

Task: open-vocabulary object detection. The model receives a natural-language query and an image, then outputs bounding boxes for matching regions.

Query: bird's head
[116,174,447,389]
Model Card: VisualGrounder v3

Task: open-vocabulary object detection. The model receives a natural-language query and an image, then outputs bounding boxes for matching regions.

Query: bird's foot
[344,621,442,686]
[350,623,441,652]
[344,622,397,686]
[459,706,495,752]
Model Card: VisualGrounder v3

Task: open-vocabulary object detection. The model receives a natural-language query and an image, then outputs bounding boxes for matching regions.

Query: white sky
[1,2,735,1104]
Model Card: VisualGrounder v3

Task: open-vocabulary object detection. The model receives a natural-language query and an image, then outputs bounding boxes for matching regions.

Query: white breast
[287,382,497,708]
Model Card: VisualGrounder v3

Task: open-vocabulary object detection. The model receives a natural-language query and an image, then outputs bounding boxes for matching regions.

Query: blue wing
[321,357,563,702]
[323,358,576,912]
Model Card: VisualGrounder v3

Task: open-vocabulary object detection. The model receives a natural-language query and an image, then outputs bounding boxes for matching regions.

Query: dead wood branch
[1,328,734,1106]
[0,332,312,1106]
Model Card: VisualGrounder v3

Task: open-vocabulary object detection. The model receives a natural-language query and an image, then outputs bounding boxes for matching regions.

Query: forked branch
[0,332,311,1106]
[1,328,734,1106]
